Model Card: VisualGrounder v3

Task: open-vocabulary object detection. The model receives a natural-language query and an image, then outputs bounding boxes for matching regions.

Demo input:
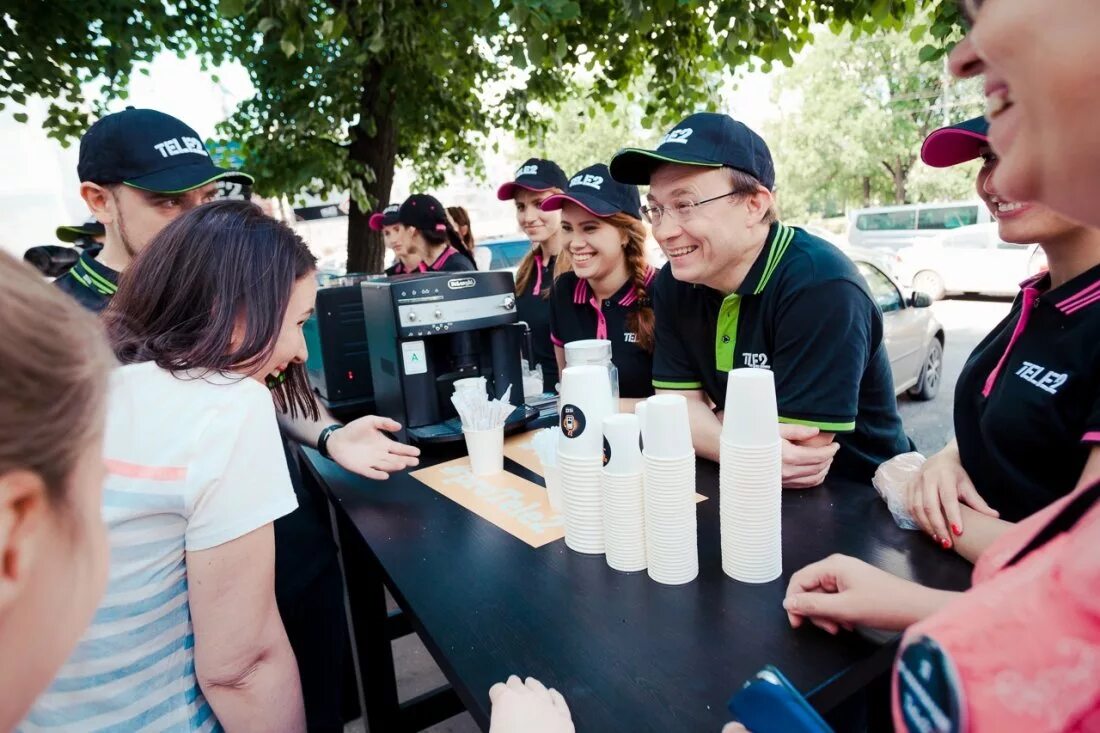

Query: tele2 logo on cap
[517,164,539,176]
[660,128,693,145]
[570,173,604,190]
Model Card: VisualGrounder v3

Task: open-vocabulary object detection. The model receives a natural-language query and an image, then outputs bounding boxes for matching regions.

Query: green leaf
[528,34,546,65]
[553,35,567,62]
[918,44,939,63]
[908,23,928,43]
[219,0,245,19]
[280,38,296,57]
[13,112,28,123]
[257,17,278,34]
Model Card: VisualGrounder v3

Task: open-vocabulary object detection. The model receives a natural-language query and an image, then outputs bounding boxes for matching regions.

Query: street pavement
[897,296,1013,454]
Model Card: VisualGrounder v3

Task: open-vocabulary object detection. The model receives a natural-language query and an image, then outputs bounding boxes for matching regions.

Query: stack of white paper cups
[642,395,698,585]
[719,368,783,583]
[557,365,615,554]
[601,414,646,572]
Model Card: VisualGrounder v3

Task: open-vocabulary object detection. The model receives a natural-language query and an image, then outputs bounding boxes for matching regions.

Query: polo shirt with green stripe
[55,250,119,313]
[651,222,911,482]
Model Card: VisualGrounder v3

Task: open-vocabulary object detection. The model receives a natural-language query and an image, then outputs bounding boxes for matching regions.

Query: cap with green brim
[78,107,253,194]
[609,112,775,189]
[56,218,105,243]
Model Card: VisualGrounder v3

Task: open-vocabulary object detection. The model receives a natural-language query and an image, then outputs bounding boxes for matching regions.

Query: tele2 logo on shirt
[1015,361,1068,395]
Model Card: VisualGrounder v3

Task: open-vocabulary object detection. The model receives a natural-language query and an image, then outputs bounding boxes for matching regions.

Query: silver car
[851,252,945,400]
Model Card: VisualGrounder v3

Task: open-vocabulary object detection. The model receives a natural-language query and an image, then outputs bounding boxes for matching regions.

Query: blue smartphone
[727,665,834,733]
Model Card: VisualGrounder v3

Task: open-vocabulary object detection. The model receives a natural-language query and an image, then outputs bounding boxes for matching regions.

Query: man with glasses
[610,113,910,486]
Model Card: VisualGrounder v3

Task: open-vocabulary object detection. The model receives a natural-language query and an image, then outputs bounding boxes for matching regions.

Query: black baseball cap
[496,158,569,200]
[540,163,642,220]
[397,194,449,233]
[78,108,253,193]
[610,112,775,190]
[56,217,106,243]
[921,117,989,168]
[369,203,401,231]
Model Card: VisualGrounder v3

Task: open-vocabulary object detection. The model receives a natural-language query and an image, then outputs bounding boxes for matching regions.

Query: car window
[917,205,979,230]
[857,262,903,313]
[483,240,532,270]
[856,210,917,231]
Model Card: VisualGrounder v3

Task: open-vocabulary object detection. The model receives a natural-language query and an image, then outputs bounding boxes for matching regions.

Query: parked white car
[848,252,945,400]
[847,201,993,250]
[893,222,1047,300]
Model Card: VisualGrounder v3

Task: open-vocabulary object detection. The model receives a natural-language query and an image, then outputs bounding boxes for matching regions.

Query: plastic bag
[872,452,925,530]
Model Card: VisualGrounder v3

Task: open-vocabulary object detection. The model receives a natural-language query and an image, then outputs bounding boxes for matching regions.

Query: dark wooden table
[300,445,972,732]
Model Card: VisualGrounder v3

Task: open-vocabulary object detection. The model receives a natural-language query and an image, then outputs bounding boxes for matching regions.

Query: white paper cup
[721,368,780,446]
[453,376,488,398]
[634,401,649,450]
[558,365,615,459]
[464,426,504,475]
[602,413,643,476]
[543,464,563,512]
[642,394,694,459]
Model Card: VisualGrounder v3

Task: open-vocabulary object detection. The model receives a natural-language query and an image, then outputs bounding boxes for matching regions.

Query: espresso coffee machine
[304,273,386,421]
[362,271,538,444]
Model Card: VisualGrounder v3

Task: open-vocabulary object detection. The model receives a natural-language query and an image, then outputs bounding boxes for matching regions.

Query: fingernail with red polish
[941,537,951,549]
[951,524,962,536]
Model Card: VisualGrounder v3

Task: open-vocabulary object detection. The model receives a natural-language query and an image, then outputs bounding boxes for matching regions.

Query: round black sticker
[896,635,965,733]
[560,404,586,438]
[603,436,611,466]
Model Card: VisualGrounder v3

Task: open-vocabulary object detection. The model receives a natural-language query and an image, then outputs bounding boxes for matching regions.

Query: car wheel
[909,338,943,401]
[912,270,946,301]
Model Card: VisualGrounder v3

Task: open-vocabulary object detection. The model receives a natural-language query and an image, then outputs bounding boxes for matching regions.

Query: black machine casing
[304,274,385,420]
[362,271,532,444]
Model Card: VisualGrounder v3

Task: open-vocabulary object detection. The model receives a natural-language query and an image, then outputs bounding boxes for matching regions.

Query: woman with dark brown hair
[393,194,477,271]
[497,158,571,394]
[0,252,113,731]
[542,163,656,410]
[25,201,330,732]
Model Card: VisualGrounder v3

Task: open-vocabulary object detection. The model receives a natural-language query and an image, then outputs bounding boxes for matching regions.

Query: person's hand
[905,445,998,548]
[783,554,932,633]
[489,675,574,733]
[326,415,421,480]
[779,424,840,489]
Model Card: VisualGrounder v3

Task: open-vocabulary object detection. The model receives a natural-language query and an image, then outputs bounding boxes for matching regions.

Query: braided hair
[603,212,655,353]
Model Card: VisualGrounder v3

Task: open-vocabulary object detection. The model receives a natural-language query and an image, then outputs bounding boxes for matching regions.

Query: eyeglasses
[641,191,740,227]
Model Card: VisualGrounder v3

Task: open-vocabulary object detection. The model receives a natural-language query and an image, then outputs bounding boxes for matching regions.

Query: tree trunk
[862,176,871,207]
[347,62,398,274]
[892,159,907,204]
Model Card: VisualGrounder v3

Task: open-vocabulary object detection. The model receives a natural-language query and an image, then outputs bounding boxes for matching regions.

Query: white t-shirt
[22,362,298,733]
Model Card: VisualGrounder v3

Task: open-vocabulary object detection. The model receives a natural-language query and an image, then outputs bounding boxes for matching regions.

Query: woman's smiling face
[950,0,1100,228]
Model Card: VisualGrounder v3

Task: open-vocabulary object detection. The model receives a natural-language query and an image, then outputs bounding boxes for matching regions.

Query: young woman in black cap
[902,117,1100,557]
[393,194,476,272]
[373,203,426,275]
[542,163,656,409]
[497,158,571,394]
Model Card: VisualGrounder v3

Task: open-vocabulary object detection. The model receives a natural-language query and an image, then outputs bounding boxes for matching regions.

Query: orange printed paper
[411,457,564,548]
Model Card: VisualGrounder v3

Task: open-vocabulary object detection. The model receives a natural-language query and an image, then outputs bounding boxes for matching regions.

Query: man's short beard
[108,188,139,260]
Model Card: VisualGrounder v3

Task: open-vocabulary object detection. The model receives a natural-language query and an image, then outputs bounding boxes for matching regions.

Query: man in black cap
[610,112,910,487]
[54,107,253,312]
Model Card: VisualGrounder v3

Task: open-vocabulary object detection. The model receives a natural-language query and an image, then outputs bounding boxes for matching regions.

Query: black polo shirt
[54,250,119,313]
[429,246,476,272]
[385,260,427,276]
[516,253,559,393]
[652,222,910,482]
[549,269,656,399]
[954,265,1100,521]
